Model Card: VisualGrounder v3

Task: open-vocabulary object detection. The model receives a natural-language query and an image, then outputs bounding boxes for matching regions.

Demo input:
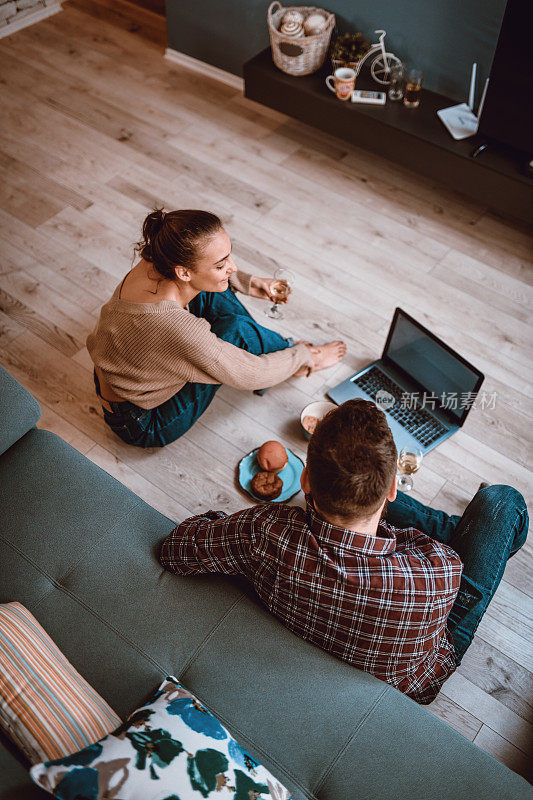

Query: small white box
[351,90,386,105]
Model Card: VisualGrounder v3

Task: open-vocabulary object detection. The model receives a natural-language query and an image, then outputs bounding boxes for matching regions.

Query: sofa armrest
[0,365,40,456]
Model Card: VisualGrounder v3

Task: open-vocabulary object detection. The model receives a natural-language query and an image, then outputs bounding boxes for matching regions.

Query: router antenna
[468,63,477,110]
[477,77,489,120]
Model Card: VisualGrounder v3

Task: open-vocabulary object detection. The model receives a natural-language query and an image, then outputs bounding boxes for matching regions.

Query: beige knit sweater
[86,270,313,409]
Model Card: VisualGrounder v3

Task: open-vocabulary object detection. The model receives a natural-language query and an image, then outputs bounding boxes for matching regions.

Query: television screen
[478,0,533,154]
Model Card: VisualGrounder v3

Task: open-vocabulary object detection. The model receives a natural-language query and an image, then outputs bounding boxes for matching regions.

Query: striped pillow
[0,602,121,764]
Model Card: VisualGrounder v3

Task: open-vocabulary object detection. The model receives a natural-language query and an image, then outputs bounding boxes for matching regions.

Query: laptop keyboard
[353,367,448,448]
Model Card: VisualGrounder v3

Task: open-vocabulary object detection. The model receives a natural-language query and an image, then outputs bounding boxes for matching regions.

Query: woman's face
[185,228,237,293]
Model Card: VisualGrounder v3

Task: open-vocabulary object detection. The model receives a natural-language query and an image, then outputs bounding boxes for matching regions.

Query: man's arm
[159,507,258,577]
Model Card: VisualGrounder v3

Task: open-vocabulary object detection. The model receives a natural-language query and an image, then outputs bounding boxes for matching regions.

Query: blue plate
[238,447,304,503]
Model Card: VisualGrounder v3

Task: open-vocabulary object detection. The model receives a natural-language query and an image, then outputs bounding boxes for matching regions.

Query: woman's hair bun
[134,208,222,280]
[143,208,165,244]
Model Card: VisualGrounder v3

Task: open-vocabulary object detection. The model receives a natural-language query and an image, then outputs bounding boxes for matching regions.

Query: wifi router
[437,63,489,140]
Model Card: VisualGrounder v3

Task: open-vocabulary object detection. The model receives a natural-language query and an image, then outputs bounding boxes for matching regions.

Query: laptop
[327,308,485,455]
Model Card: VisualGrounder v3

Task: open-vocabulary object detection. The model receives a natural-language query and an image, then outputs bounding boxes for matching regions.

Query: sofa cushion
[0,428,245,718]
[0,603,121,765]
[0,365,40,456]
[180,594,533,800]
[30,676,292,799]
[318,692,533,799]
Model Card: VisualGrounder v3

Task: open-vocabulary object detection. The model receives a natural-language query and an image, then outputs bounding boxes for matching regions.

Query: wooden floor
[0,0,532,781]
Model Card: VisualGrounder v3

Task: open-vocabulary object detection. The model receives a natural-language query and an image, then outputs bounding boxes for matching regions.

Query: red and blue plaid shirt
[160,497,463,704]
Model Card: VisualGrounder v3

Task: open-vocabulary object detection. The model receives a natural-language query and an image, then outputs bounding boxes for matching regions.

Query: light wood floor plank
[431,249,532,321]
[0,237,34,274]
[0,149,91,214]
[257,205,532,366]
[475,614,533,672]
[440,671,533,753]
[68,0,167,48]
[18,258,104,315]
[0,211,118,305]
[0,172,65,228]
[85,444,194,521]
[439,432,532,509]
[168,130,452,272]
[340,150,533,284]
[37,206,133,279]
[0,331,112,444]
[0,309,25,349]
[483,582,533,650]
[37,401,95,456]
[266,117,352,161]
[473,726,532,782]
[428,694,482,741]
[457,636,533,723]
[278,146,482,255]
[0,269,95,345]
[0,287,82,357]
[471,211,533,270]
[504,547,533,599]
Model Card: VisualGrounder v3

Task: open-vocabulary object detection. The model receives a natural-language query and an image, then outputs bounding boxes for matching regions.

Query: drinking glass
[403,69,423,107]
[388,64,404,101]
[397,446,423,491]
[265,268,294,320]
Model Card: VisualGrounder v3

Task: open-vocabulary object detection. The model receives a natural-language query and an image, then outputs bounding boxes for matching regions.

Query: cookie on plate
[251,470,283,500]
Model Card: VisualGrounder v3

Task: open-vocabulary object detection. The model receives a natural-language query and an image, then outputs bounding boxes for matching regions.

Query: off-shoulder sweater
[86,270,313,409]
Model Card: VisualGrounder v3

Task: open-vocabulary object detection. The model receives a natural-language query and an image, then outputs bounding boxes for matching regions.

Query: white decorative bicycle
[337,29,401,85]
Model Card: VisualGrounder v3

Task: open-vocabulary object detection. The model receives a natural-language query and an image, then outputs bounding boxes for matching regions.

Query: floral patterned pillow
[30,676,293,800]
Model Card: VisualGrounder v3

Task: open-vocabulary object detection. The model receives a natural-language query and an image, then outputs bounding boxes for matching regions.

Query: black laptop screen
[384,310,484,424]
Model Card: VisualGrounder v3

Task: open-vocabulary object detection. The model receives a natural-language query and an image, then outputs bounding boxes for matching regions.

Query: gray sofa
[0,364,531,800]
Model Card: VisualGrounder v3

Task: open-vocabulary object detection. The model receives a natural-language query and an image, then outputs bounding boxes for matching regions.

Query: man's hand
[249,275,291,303]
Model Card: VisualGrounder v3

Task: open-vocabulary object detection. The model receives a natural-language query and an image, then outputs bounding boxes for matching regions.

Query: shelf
[243,49,532,224]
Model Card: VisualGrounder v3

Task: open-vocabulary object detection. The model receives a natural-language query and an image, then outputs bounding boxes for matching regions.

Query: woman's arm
[209,339,312,390]
[175,312,313,391]
[228,270,253,295]
[230,272,291,304]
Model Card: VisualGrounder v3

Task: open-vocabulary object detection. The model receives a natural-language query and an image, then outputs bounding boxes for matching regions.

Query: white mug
[326,67,356,101]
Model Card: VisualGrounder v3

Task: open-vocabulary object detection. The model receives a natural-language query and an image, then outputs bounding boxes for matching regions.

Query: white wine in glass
[265,268,294,320]
[397,447,423,491]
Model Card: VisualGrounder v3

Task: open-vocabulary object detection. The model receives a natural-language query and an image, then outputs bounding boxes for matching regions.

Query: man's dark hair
[307,399,397,521]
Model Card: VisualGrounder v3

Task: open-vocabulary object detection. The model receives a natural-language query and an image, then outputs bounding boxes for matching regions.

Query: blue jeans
[386,486,528,664]
[95,287,291,447]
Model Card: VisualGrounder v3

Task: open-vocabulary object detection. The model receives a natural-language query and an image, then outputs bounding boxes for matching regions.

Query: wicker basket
[267,2,335,77]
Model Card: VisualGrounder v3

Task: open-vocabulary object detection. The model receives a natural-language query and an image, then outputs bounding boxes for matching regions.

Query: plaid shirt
[160,497,463,704]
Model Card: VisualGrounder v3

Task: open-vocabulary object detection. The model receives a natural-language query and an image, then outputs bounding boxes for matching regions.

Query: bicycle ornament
[347,29,401,86]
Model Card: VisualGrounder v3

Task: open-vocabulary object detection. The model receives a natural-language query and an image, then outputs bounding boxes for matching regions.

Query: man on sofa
[159,399,528,704]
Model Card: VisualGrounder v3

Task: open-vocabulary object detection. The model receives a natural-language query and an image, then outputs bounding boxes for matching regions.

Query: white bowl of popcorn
[300,401,337,439]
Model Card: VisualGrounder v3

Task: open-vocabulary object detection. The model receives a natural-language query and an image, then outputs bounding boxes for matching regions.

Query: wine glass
[397,446,423,491]
[388,64,404,101]
[264,268,294,320]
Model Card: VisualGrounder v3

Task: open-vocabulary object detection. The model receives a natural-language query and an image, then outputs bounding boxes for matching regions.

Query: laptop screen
[383,309,484,425]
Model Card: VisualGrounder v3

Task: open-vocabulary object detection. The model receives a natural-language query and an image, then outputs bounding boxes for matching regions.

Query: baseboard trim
[164,48,244,92]
[0,1,62,39]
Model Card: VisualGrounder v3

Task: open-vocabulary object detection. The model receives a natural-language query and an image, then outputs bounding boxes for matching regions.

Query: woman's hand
[249,275,291,303]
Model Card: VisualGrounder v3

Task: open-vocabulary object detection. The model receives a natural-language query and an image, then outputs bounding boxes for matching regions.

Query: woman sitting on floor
[87,208,346,448]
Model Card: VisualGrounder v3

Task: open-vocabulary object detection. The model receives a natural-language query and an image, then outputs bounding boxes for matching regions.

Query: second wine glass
[397,446,423,491]
[264,268,295,320]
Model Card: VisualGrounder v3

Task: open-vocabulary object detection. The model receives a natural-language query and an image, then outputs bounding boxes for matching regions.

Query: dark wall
[165,0,507,102]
